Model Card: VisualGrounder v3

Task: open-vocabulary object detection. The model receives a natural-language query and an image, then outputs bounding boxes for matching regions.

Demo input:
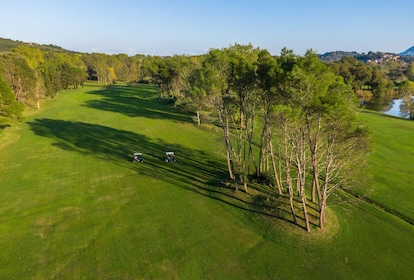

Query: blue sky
[1,0,413,56]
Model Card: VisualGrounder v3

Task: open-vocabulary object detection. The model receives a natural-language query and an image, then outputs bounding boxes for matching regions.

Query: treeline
[2,41,413,126]
[0,45,89,126]
[0,44,169,126]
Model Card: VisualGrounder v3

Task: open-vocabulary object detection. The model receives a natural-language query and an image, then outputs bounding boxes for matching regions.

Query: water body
[364,97,413,119]
[381,99,404,118]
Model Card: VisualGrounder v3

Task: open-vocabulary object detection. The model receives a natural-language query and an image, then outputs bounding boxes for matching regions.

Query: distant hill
[319,49,414,63]
[400,46,414,56]
[318,51,360,62]
[0,38,22,52]
[0,37,72,53]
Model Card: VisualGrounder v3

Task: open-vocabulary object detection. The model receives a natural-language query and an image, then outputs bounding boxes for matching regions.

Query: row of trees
[0,45,150,126]
[2,42,414,125]
[0,46,88,117]
[150,50,414,120]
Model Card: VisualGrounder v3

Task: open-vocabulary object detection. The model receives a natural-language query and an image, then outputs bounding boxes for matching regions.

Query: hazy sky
[1,0,413,56]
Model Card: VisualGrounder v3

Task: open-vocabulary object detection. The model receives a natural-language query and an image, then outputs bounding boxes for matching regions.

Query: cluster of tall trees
[174,45,371,231]
[138,45,373,231]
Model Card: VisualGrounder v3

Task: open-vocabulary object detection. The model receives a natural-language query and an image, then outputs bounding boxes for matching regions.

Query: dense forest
[1,38,413,231]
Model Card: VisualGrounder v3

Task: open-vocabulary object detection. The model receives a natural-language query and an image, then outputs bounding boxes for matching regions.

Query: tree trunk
[258,114,270,175]
[246,116,258,176]
[217,106,235,183]
[245,100,257,176]
[298,133,310,231]
[307,115,321,204]
[243,127,249,193]
[269,139,283,195]
[319,197,327,230]
[224,114,235,181]
[248,137,258,175]
[320,137,334,229]
[196,109,201,125]
[284,125,297,225]
[239,108,247,193]
[293,128,309,232]
[302,194,311,232]
[288,183,297,225]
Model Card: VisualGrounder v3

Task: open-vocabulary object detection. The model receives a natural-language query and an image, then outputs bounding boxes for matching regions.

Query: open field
[0,83,413,279]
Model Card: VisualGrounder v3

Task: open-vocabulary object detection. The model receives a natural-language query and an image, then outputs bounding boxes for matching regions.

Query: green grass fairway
[357,111,414,224]
[1,83,414,279]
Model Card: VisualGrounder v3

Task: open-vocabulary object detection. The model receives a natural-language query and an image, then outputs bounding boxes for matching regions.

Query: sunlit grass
[355,110,414,223]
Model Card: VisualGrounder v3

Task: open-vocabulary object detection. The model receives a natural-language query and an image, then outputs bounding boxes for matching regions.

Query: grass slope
[356,111,414,224]
[0,83,413,279]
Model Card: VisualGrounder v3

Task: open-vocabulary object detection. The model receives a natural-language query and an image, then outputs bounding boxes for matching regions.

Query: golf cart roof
[166,152,174,155]
[133,152,143,156]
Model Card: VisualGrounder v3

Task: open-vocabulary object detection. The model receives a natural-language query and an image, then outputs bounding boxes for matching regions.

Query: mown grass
[0,83,413,279]
[355,110,414,224]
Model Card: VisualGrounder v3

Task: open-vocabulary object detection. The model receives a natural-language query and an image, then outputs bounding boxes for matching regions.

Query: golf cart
[165,152,176,162]
[132,152,144,163]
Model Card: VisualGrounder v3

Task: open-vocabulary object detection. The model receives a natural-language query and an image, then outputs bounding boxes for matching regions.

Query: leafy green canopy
[0,75,23,126]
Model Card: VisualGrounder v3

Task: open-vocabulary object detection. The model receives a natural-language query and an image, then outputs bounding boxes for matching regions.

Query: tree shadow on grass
[27,118,221,189]
[28,118,296,228]
[30,84,313,229]
[82,84,192,123]
[28,118,146,161]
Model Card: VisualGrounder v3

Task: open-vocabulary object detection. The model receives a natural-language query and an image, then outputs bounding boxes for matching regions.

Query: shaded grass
[0,83,413,279]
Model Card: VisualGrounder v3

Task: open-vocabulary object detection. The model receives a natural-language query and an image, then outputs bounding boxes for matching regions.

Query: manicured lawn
[0,83,413,279]
[356,110,414,224]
